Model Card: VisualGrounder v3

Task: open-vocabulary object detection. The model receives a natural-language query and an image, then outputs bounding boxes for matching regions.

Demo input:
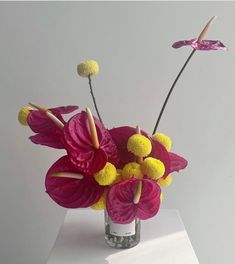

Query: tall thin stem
[152,49,196,135]
[88,75,103,123]
[152,16,216,135]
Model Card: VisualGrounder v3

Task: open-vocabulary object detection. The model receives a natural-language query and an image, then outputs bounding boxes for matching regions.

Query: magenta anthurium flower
[172,38,227,51]
[106,178,161,224]
[28,105,78,148]
[45,156,104,208]
[63,111,119,175]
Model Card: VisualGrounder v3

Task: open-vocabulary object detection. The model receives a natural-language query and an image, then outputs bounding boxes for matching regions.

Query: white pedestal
[47,209,199,264]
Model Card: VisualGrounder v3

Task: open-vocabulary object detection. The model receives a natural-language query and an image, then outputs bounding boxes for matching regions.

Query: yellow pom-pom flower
[122,162,143,180]
[90,191,107,210]
[152,133,172,151]
[77,60,99,77]
[94,162,116,186]
[141,157,165,180]
[127,134,152,158]
[158,174,172,188]
[18,105,33,126]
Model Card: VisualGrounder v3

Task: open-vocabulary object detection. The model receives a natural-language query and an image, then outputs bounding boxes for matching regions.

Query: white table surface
[47,209,199,264]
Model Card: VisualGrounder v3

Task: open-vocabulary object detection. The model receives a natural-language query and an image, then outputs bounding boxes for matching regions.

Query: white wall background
[0,2,234,264]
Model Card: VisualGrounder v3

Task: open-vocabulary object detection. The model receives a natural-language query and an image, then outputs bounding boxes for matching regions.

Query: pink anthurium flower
[172,38,227,51]
[45,156,104,208]
[106,178,161,224]
[63,111,119,175]
[28,105,78,148]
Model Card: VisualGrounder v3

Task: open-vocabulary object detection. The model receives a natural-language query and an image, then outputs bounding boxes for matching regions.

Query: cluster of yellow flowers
[91,132,173,210]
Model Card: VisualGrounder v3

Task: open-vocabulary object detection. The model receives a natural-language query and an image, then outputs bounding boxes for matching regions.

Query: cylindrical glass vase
[104,210,140,249]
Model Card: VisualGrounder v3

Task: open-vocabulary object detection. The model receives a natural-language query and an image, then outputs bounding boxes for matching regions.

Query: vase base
[104,234,140,249]
[104,211,140,249]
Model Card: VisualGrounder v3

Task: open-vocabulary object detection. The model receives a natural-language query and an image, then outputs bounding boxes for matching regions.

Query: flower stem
[152,49,196,135]
[152,16,216,135]
[88,75,103,123]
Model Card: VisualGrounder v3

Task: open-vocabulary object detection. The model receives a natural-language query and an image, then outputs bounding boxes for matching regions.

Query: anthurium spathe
[106,178,161,224]
[27,105,78,148]
[172,38,227,51]
[63,111,119,175]
[168,152,188,173]
[172,17,226,51]
[45,156,104,208]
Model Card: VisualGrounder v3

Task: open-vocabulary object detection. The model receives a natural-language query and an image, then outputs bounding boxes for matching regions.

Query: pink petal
[63,112,119,175]
[50,105,79,115]
[106,178,161,224]
[169,152,188,173]
[27,110,64,134]
[172,38,227,51]
[27,105,78,133]
[29,132,64,149]
[45,156,104,208]
[172,39,197,49]
[69,148,107,176]
[191,40,227,51]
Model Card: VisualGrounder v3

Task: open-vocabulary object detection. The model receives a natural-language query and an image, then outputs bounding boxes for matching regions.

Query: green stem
[152,49,196,135]
[88,75,103,123]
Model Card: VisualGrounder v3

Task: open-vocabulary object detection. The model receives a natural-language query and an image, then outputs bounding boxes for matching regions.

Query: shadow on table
[49,210,186,264]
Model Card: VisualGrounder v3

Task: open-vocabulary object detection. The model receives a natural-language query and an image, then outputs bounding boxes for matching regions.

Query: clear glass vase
[104,210,140,249]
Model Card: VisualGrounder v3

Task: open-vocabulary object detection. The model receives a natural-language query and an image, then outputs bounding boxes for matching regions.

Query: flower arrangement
[18,16,226,247]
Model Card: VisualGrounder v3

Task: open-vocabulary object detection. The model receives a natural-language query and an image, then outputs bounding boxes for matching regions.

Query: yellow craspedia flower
[141,157,165,180]
[94,162,116,186]
[122,162,143,180]
[77,60,99,77]
[160,192,164,202]
[90,191,107,210]
[127,134,152,158]
[152,133,172,151]
[18,105,33,126]
[158,174,172,188]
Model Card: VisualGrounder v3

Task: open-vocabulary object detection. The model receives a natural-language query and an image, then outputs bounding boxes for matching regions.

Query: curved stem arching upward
[152,49,196,135]
[152,16,216,135]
